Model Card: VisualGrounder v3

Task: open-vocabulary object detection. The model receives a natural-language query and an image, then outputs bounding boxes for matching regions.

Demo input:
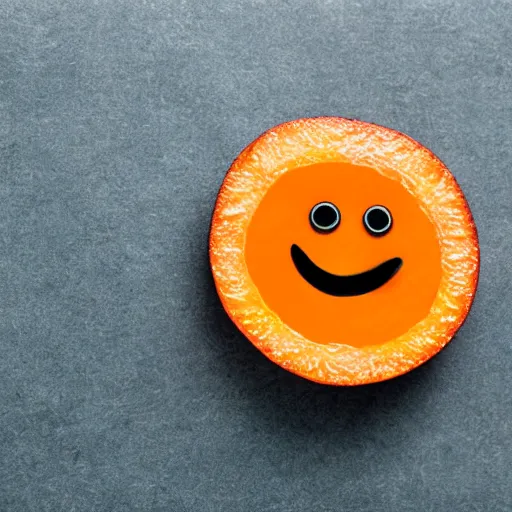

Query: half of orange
[209,117,479,385]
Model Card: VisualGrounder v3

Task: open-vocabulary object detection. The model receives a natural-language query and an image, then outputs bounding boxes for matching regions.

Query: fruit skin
[209,117,480,386]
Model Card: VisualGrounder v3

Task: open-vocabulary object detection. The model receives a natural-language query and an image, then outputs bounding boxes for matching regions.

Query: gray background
[0,0,510,510]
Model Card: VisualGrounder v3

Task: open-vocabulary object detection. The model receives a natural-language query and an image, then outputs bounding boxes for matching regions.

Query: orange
[209,117,479,385]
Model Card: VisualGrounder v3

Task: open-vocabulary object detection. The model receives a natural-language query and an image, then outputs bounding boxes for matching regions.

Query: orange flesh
[245,162,442,348]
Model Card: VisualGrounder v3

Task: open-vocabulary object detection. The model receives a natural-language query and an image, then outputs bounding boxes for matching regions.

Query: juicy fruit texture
[209,117,479,385]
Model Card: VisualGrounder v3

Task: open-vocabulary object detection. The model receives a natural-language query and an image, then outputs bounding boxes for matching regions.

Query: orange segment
[209,117,479,385]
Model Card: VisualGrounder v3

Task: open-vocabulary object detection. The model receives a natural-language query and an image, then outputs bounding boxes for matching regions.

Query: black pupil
[314,204,337,228]
[367,208,389,231]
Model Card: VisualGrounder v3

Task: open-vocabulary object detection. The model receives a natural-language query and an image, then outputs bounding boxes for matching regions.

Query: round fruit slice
[209,117,479,385]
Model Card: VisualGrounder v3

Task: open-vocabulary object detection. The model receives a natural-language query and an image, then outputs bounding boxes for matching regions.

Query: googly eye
[363,205,393,236]
[309,202,341,233]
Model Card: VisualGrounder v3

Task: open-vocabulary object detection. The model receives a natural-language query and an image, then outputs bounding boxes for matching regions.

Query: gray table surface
[0,1,511,511]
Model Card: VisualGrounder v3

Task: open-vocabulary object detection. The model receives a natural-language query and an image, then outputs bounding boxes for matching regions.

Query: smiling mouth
[291,244,403,297]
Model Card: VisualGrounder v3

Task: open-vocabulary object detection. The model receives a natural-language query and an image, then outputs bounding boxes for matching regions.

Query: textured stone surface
[0,0,510,510]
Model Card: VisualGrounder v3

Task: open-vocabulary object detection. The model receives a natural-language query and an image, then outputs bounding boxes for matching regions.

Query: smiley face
[244,162,442,347]
[210,118,479,385]
[293,202,402,297]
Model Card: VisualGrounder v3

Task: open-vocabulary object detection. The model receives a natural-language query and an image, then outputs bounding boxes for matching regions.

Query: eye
[309,202,341,233]
[363,205,393,236]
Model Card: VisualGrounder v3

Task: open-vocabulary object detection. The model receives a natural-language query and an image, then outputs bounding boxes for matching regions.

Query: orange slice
[209,117,479,385]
